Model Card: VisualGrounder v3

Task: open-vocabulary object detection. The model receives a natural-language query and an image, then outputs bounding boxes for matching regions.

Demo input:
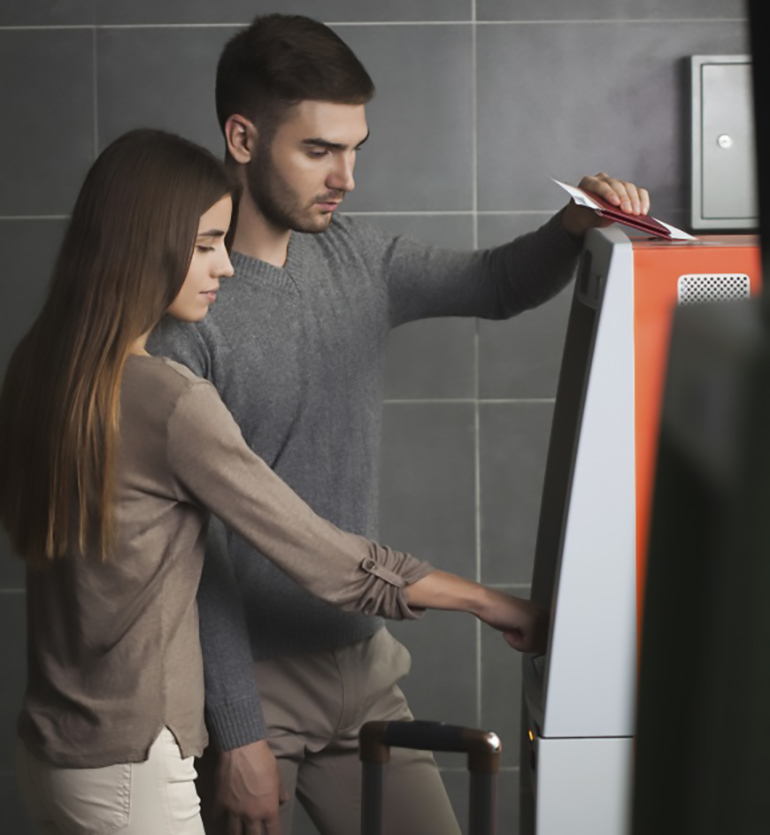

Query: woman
[0,130,546,834]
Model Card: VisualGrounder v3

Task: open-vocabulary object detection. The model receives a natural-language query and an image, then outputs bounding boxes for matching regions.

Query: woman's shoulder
[125,353,204,385]
[121,355,214,425]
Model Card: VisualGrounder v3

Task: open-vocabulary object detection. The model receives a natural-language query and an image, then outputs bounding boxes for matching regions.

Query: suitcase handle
[359,721,501,835]
[360,719,501,773]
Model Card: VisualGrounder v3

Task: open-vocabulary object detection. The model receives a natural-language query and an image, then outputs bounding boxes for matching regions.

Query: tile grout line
[92,22,98,158]
[0,25,94,30]
[439,765,520,773]
[489,583,531,591]
[475,17,747,24]
[480,398,556,404]
[345,210,554,216]
[0,19,747,32]
[382,398,556,404]
[471,0,479,251]
[471,0,483,732]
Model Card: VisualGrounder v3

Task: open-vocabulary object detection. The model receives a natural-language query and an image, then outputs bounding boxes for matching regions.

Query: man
[149,13,650,835]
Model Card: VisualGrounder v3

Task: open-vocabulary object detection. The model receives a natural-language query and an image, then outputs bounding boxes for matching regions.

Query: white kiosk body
[520,226,761,835]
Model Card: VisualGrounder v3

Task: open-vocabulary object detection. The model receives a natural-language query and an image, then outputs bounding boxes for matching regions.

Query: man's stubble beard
[246,141,336,235]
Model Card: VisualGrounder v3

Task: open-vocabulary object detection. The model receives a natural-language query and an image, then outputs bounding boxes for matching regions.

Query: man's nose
[328,153,356,193]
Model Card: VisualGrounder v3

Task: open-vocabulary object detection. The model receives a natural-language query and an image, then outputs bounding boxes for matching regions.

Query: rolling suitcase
[359,720,501,835]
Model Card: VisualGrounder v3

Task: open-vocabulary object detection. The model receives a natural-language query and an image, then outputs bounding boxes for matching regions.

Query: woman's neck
[129,332,151,356]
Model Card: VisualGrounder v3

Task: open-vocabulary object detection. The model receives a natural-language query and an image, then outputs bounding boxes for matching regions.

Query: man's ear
[224,115,257,164]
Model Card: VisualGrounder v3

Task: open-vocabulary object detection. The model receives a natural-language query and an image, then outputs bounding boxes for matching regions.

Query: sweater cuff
[548,206,587,251]
[205,696,268,752]
[393,561,435,620]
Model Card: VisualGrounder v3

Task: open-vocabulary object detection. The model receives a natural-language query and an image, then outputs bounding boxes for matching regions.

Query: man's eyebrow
[302,130,371,151]
[197,229,226,238]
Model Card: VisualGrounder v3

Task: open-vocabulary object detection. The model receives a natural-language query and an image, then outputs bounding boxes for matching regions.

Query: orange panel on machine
[633,236,762,632]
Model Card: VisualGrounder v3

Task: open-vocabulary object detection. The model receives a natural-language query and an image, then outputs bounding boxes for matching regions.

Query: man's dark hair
[216,14,375,138]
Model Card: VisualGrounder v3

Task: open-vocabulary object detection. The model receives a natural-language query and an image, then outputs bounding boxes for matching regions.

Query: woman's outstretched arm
[405,570,549,653]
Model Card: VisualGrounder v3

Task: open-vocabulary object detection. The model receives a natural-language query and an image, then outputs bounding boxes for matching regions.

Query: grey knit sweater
[148,212,582,749]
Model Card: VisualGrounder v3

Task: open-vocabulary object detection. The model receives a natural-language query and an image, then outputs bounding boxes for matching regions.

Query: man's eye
[308,149,328,159]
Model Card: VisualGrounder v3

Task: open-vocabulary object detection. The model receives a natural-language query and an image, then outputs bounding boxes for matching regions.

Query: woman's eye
[197,245,214,253]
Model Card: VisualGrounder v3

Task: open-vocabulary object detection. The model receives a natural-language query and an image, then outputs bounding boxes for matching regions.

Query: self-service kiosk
[520,225,762,835]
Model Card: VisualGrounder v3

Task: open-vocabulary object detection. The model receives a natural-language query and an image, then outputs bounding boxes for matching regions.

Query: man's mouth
[315,194,344,212]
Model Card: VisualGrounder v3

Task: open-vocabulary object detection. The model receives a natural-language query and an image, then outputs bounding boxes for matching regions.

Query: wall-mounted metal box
[691,55,757,231]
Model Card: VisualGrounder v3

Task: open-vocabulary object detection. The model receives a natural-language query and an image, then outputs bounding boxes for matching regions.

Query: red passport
[551,178,695,241]
[583,189,673,239]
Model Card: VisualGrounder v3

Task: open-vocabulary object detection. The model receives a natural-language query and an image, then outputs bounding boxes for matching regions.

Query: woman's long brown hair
[0,130,235,563]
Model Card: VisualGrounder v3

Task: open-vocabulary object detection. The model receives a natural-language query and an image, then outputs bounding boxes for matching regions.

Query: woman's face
[167,195,234,322]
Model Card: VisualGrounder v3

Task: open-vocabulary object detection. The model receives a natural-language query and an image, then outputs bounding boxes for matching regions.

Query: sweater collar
[229,224,322,291]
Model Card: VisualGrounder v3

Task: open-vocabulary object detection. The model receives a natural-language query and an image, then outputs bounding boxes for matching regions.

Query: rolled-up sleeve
[165,380,432,621]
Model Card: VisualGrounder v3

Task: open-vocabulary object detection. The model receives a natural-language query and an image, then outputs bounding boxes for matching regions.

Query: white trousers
[16,727,205,835]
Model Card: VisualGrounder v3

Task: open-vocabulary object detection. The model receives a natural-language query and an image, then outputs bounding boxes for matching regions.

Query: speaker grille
[677,274,751,305]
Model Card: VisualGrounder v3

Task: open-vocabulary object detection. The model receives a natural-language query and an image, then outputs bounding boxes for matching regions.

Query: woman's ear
[224,115,256,165]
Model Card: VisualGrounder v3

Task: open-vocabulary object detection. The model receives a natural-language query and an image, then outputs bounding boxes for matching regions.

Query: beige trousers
[16,727,205,835]
[198,628,462,835]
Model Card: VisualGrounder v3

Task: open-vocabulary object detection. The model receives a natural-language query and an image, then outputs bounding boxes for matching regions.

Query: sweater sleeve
[166,380,433,620]
[381,210,582,327]
[195,516,269,750]
[148,318,266,751]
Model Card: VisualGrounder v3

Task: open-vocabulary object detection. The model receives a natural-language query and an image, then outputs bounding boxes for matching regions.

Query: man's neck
[232,192,292,268]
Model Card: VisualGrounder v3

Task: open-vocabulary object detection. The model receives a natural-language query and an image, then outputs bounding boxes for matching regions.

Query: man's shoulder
[146,313,226,377]
[149,314,209,348]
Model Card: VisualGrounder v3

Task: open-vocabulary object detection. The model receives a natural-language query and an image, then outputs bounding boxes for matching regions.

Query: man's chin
[294,212,335,234]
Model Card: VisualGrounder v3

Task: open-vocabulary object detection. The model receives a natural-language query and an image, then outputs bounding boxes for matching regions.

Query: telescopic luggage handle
[359,720,501,835]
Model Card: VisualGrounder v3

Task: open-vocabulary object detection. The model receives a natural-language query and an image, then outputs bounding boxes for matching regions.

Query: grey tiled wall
[0,1,750,832]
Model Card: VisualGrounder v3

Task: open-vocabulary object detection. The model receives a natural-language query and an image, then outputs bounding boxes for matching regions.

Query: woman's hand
[404,569,549,653]
[474,589,549,654]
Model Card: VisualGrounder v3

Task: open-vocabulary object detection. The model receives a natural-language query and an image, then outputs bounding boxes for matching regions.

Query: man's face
[246,100,369,234]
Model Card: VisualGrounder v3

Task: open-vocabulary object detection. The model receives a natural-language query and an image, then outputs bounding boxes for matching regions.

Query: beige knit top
[18,356,431,768]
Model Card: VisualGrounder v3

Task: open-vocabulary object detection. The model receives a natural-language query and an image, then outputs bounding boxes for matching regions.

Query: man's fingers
[227,812,244,835]
[224,812,279,835]
[597,176,634,214]
[264,813,284,835]
[578,173,649,216]
[578,173,616,201]
[638,186,651,215]
[619,181,640,214]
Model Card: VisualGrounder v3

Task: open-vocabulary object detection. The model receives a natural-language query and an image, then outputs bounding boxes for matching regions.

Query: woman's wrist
[405,569,489,616]
[464,582,497,621]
